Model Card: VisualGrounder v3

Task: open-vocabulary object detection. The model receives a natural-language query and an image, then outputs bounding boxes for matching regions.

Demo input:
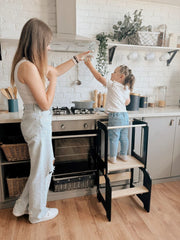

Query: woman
[11,18,89,224]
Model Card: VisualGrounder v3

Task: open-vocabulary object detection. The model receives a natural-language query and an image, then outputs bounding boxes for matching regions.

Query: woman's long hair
[11,18,52,86]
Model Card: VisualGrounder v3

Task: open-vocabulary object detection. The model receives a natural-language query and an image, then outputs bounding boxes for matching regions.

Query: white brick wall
[0,0,180,110]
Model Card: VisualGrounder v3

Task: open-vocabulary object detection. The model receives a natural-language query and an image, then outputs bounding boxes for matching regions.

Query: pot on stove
[72,100,94,109]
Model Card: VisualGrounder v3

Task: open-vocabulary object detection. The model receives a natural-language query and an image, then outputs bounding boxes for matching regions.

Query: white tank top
[14,59,37,104]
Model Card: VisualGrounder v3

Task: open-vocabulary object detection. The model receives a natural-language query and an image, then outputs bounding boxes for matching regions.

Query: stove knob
[61,124,65,129]
[84,123,88,128]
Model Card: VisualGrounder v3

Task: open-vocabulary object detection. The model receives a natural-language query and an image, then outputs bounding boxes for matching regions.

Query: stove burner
[52,106,95,115]
[71,107,95,115]
[52,107,71,115]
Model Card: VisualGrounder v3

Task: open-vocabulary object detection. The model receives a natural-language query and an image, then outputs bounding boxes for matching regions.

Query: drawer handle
[178,119,180,126]
[169,119,174,126]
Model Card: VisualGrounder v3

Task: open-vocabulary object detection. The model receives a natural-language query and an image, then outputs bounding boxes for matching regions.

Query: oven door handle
[52,133,97,139]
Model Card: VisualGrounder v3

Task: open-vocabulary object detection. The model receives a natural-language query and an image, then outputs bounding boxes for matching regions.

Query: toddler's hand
[76,51,90,61]
[84,55,93,65]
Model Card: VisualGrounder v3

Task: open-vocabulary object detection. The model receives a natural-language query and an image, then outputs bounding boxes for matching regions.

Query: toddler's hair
[119,65,135,91]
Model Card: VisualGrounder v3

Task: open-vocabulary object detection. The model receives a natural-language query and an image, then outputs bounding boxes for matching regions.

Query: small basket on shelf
[6,177,28,197]
[0,143,30,161]
[128,31,163,46]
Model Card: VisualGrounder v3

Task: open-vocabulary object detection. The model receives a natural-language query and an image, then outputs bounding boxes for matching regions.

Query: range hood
[51,0,97,52]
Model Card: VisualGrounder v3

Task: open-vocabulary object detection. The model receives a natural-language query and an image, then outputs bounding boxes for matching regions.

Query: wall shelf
[108,41,180,66]
[108,42,180,51]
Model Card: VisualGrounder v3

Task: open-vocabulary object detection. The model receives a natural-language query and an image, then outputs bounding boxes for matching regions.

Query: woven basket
[1,143,30,161]
[7,177,28,197]
[128,31,162,46]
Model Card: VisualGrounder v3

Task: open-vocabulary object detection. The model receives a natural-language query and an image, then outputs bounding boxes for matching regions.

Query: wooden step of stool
[112,186,148,199]
[108,155,144,173]
[99,171,131,184]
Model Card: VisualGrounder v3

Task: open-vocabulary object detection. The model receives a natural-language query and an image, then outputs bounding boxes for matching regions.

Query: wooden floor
[0,181,180,240]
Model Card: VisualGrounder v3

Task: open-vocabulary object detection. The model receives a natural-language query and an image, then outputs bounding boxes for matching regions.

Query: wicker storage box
[128,31,162,46]
[52,173,95,192]
[6,177,28,197]
[1,143,30,161]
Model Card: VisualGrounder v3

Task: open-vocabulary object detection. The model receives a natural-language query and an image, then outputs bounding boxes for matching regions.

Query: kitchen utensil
[8,87,14,99]
[102,93,107,108]
[5,88,12,99]
[72,100,94,109]
[13,86,17,99]
[98,92,102,108]
[74,64,81,85]
[93,90,98,108]
[126,93,140,111]
[0,88,11,99]
[74,80,81,85]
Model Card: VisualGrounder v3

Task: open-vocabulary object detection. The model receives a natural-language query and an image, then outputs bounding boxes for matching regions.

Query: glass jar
[157,86,167,107]
[148,95,155,108]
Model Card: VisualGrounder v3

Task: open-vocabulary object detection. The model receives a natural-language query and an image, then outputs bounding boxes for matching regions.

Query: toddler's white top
[105,80,130,112]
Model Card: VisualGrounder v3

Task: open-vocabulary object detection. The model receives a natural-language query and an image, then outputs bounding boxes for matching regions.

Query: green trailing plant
[108,9,152,42]
[95,10,152,75]
[96,32,108,77]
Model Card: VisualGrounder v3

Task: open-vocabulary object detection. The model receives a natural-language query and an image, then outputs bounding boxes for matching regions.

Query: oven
[51,107,103,192]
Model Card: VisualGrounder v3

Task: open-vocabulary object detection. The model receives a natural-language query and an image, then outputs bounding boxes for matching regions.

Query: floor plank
[0,181,179,240]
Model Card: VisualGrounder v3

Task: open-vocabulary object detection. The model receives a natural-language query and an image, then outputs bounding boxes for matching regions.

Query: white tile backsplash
[0,0,180,111]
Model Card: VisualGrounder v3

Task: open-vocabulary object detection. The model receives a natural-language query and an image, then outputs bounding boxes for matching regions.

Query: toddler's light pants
[108,112,129,158]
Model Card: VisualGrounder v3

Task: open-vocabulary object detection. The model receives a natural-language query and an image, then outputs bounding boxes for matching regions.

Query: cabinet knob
[169,119,174,126]
[84,123,88,128]
[61,124,65,129]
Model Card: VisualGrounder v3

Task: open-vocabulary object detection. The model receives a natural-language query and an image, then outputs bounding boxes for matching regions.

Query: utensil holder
[8,99,18,112]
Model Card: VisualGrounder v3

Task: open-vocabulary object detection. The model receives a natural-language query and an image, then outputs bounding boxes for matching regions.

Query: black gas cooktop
[52,107,95,115]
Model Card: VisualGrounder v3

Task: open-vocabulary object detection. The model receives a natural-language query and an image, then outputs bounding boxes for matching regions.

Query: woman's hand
[47,66,57,81]
[54,51,92,77]
[76,51,90,61]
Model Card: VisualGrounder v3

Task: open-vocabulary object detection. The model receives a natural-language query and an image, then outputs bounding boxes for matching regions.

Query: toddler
[84,58,135,163]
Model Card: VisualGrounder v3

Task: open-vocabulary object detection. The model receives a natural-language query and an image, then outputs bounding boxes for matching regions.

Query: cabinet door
[171,117,180,177]
[144,117,176,179]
